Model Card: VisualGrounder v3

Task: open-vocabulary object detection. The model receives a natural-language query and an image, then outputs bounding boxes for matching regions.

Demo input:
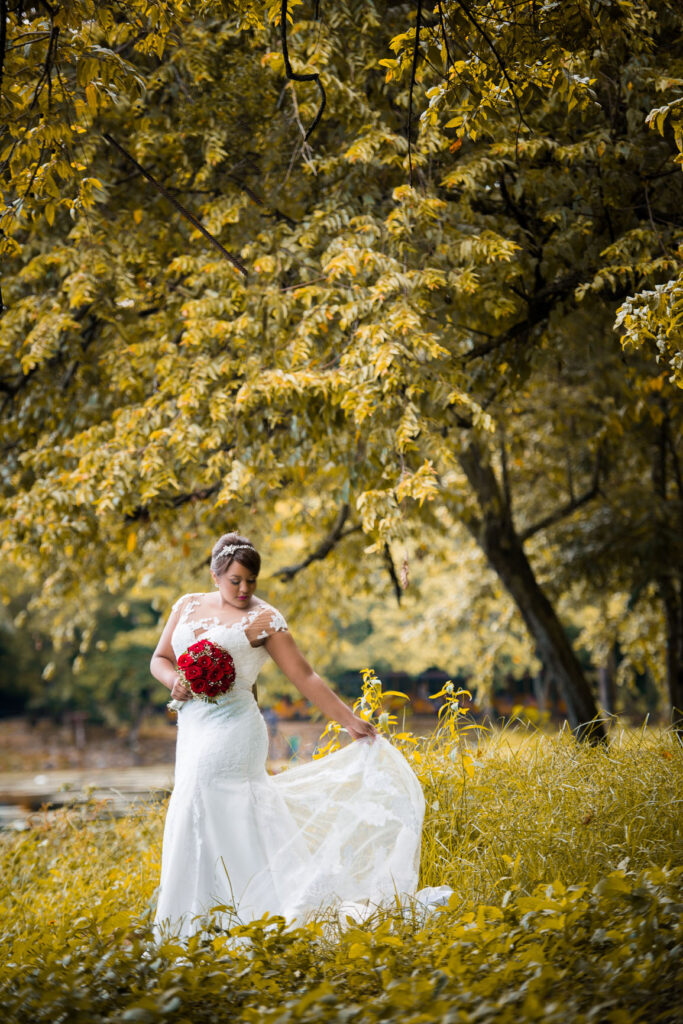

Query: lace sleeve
[245,603,288,648]
[170,593,199,619]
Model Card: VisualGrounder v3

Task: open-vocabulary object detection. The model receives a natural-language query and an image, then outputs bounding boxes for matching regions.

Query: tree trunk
[659,575,683,733]
[532,668,550,712]
[458,440,606,743]
[652,419,683,732]
[598,645,617,717]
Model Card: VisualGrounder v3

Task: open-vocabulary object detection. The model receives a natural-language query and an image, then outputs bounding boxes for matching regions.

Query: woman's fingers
[171,677,191,700]
[348,718,377,740]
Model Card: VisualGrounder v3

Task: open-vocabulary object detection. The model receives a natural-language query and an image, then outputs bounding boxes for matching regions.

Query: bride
[150,532,426,939]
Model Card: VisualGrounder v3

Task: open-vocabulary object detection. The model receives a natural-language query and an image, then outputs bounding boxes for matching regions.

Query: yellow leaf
[133,209,143,225]
[85,84,98,115]
[126,531,137,553]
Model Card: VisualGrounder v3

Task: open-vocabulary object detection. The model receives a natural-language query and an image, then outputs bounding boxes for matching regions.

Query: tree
[2,1,682,734]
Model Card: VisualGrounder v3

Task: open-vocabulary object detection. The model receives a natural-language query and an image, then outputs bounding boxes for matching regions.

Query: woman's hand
[344,713,377,741]
[170,676,192,702]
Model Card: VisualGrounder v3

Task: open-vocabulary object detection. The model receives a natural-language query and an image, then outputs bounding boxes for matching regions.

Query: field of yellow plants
[1,674,681,1023]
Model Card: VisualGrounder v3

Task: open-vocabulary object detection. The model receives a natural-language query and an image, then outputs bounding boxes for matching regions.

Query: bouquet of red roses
[168,638,236,710]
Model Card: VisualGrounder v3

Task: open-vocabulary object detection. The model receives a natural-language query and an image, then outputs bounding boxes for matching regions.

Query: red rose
[195,641,211,655]
[177,640,236,702]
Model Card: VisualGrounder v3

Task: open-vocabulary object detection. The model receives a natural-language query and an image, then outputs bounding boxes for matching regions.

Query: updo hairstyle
[211,532,261,578]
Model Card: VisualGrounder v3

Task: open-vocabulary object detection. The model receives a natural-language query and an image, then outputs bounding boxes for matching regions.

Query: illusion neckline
[178,594,267,637]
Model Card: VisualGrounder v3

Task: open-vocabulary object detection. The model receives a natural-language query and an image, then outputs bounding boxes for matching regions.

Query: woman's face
[213,560,258,611]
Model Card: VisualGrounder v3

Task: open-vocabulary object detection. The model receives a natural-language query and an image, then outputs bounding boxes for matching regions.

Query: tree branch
[383,543,402,606]
[666,421,683,501]
[273,504,361,580]
[0,0,7,106]
[103,133,248,278]
[436,0,454,70]
[500,430,512,515]
[0,305,96,402]
[407,0,423,188]
[565,447,576,502]
[29,20,59,112]
[450,0,531,133]
[124,483,222,523]
[520,455,602,542]
[226,173,297,227]
[463,273,583,361]
[280,0,326,142]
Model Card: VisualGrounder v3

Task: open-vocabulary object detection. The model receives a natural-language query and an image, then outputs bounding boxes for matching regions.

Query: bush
[1,677,681,1023]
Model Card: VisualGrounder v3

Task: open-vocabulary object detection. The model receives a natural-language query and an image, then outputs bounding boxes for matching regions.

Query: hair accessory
[214,542,252,564]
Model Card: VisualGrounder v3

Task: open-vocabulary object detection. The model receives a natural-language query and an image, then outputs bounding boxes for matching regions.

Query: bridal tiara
[214,542,253,564]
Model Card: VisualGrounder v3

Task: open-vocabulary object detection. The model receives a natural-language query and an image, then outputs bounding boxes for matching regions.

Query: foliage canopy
[1,0,682,726]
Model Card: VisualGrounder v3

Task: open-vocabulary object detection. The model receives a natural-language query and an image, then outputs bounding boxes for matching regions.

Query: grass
[1,682,681,1023]
[418,724,683,902]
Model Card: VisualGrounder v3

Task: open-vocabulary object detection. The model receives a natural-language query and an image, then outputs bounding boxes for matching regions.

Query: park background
[1,0,682,751]
[0,1,682,1022]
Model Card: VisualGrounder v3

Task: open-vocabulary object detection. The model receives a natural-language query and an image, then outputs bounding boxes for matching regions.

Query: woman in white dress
[150,532,425,939]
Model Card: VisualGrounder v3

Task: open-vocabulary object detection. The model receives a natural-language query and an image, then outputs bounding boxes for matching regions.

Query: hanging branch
[226,174,297,227]
[383,543,403,606]
[103,133,248,278]
[0,0,8,312]
[273,504,361,580]
[0,0,9,315]
[0,0,7,105]
[29,2,59,113]
[436,0,454,71]
[407,0,423,188]
[450,0,530,133]
[280,0,326,142]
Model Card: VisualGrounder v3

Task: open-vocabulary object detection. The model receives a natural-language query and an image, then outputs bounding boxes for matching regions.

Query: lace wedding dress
[153,594,427,940]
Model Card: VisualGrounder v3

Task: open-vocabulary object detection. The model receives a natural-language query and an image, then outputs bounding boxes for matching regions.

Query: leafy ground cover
[1,693,681,1023]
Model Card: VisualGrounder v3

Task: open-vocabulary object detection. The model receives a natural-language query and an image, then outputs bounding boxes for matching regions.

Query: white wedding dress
[153,594,426,940]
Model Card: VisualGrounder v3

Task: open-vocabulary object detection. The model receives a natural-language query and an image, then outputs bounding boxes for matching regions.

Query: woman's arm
[264,631,376,740]
[150,601,192,703]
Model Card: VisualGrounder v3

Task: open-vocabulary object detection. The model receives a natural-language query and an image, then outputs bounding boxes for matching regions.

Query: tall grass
[1,676,681,1023]
[419,725,682,903]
